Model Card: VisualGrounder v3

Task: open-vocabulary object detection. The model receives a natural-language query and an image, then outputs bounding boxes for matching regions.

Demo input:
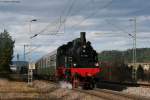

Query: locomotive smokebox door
[80,32,86,45]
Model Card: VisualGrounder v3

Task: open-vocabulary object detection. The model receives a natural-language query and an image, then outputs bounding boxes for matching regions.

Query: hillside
[98,48,150,63]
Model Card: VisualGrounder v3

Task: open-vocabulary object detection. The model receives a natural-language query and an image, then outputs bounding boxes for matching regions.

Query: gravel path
[33,80,104,100]
[122,86,150,98]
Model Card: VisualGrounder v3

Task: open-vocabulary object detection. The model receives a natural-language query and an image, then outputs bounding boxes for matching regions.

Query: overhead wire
[30,0,77,54]
[32,0,76,37]
[68,0,113,31]
[63,0,76,23]
[68,0,95,17]
[64,0,95,32]
[103,17,148,40]
[30,18,62,38]
[56,0,76,33]
[104,19,131,37]
[102,0,150,39]
[67,0,149,41]
[31,0,75,38]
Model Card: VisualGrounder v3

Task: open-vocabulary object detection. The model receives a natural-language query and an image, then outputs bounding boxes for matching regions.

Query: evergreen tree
[137,65,144,80]
[0,30,14,73]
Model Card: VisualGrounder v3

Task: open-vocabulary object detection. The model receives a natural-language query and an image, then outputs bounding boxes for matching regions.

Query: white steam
[59,81,72,89]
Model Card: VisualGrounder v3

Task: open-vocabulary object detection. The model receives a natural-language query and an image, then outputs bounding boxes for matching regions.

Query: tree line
[99,48,150,63]
[0,30,14,73]
[99,51,150,82]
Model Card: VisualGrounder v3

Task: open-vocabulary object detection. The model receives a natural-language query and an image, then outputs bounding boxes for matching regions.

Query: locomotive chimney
[80,32,86,44]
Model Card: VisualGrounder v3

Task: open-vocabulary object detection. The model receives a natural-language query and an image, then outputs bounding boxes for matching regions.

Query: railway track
[100,81,150,88]
[74,88,150,100]
[37,80,150,100]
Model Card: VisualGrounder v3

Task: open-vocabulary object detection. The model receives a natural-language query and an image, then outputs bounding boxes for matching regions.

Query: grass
[0,78,59,99]
[0,79,37,92]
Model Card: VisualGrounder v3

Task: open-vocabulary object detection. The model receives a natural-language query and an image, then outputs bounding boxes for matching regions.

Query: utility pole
[28,19,37,86]
[130,17,137,81]
[134,17,137,64]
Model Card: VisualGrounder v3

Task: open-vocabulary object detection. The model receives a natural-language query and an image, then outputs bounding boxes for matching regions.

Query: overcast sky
[0,0,150,61]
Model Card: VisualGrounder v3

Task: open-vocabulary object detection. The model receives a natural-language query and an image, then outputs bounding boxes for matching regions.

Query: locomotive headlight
[73,63,76,67]
[83,45,86,48]
[95,63,99,66]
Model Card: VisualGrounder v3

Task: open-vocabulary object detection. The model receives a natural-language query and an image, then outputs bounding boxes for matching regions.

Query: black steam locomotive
[35,32,100,89]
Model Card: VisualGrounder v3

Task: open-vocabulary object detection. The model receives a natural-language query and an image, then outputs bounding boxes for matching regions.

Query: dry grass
[0,78,40,99]
[0,78,60,99]
[0,79,36,93]
[0,79,104,100]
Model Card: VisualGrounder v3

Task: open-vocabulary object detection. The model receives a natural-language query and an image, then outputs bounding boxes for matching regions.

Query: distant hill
[98,48,150,63]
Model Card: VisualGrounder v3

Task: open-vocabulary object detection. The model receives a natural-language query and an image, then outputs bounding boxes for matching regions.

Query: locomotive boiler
[35,32,101,89]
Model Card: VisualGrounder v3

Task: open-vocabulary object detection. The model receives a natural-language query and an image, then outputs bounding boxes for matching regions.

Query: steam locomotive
[35,32,101,89]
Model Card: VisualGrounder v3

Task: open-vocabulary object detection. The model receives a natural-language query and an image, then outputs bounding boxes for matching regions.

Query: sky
[0,0,150,61]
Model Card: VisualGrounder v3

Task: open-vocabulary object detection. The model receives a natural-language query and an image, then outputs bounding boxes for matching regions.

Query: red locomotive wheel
[72,77,79,88]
